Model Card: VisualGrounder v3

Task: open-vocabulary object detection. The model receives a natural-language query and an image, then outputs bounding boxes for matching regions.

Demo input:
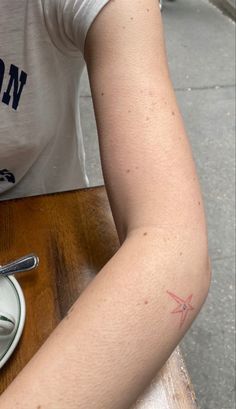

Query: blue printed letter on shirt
[2,64,27,110]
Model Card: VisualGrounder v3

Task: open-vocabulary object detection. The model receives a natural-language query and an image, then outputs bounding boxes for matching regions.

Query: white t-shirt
[0,0,110,201]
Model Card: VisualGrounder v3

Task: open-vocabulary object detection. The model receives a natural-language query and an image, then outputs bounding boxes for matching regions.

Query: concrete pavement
[79,1,235,408]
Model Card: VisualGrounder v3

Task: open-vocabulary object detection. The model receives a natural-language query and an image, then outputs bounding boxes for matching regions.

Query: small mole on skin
[146,116,150,121]
[135,166,139,169]
[198,201,201,205]
[146,8,150,12]
[37,406,41,409]
[122,26,126,29]
[101,92,104,96]
[172,111,175,116]
[144,300,148,304]
[180,252,183,256]
[143,232,148,236]
[130,16,134,20]
[126,169,131,173]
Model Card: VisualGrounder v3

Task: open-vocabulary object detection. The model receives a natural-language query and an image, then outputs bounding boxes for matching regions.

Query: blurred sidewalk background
[211,0,236,18]
[79,1,235,408]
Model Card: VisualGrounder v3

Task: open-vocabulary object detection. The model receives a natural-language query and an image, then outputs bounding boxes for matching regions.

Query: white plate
[0,276,26,369]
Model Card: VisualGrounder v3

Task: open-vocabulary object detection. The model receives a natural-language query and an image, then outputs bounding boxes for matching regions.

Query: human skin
[0,1,211,408]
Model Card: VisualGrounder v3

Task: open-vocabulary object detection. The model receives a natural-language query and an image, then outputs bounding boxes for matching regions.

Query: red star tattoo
[166,290,195,329]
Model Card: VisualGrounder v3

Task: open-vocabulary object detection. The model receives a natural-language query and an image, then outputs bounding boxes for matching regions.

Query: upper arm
[84,0,208,247]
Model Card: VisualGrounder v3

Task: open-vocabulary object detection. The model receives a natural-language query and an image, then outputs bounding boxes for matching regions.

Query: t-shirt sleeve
[42,0,111,57]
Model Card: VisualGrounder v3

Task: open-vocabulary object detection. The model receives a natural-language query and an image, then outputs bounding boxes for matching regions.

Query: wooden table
[0,186,198,408]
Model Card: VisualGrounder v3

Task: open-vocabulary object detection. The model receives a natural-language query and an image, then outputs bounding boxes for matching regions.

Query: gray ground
[79,1,235,408]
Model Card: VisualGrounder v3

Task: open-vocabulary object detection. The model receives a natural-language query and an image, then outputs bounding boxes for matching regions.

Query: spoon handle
[0,254,39,276]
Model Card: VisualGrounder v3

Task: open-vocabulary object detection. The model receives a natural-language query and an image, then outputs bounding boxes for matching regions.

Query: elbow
[174,232,212,306]
[193,251,212,303]
[170,234,212,313]
[160,232,212,325]
[126,223,212,307]
[179,249,212,328]
[190,235,212,294]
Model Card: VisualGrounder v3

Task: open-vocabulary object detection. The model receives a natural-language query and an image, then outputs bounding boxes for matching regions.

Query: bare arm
[0,1,211,408]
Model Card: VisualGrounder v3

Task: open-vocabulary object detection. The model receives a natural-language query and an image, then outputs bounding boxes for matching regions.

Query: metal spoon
[0,254,39,276]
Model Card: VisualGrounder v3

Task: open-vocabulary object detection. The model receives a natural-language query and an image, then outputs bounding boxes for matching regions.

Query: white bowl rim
[0,276,26,369]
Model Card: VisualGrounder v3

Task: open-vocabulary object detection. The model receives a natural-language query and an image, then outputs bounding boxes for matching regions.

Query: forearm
[0,227,211,409]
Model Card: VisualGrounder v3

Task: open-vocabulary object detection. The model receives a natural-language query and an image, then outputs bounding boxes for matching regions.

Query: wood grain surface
[0,186,198,408]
